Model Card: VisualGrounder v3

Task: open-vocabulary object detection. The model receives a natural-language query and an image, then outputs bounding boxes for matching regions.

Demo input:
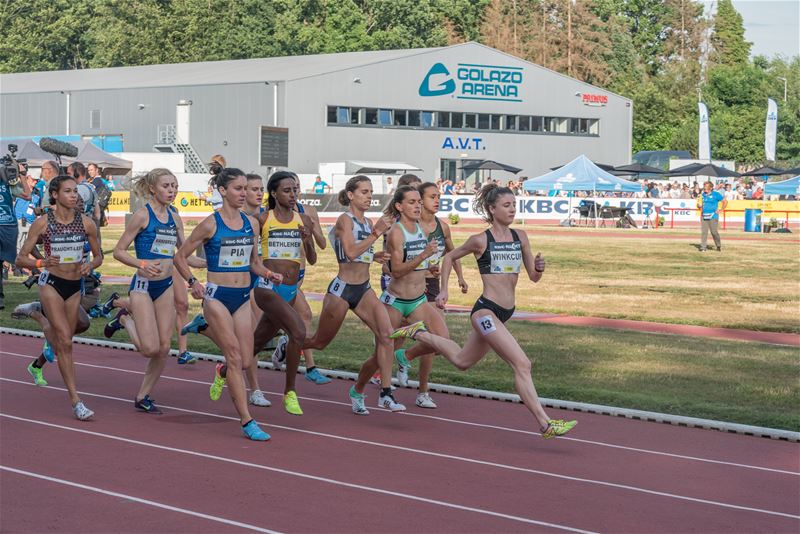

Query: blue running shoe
[100,292,120,317]
[104,309,128,338]
[181,314,207,336]
[305,367,331,385]
[242,420,270,441]
[177,351,197,365]
[134,394,162,414]
[42,341,55,363]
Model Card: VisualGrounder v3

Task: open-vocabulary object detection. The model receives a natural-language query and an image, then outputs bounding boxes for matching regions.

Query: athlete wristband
[35,259,43,268]
[140,260,147,269]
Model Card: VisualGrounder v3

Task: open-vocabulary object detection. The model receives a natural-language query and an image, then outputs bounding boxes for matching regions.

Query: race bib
[218,235,253,268]
[405,236,429,271]
[256,276,274,291]
[379,290,396,306]
[204,282,218,299]
[50,233,84,264]
[267,229,302,260]
[429,236,446,265]
[489,241,522,274]
[355,230,374,263]
[131,275,149,294]
[328,277,345,297]
[150,227,178,256]
[37,270,49,287]
[476,314,497,335]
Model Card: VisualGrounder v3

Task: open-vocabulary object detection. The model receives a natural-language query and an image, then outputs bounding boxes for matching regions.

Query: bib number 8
[329,278,345,297]
[380,291,396,305]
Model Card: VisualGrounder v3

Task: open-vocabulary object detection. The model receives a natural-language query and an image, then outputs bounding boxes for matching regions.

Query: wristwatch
[187,276,197,287]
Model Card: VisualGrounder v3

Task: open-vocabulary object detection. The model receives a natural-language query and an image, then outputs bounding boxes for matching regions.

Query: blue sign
[419,62,523,102]
[442,137,484,150]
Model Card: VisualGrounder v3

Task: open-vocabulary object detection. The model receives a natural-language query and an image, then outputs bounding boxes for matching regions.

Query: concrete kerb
[2,326,798,443]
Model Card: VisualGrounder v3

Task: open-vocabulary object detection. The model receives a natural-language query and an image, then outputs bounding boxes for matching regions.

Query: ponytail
[473,183,514,222]
[383,185,416,218]
[210,167,245,191]
[338,175,371,206]
[132,168,175,200]
[266,170,298,210]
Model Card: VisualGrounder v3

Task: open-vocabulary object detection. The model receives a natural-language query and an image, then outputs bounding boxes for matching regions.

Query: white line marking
[2,378,799,521]
[0,465,281,533]
[0,413,597,534]
[1,350,795,477]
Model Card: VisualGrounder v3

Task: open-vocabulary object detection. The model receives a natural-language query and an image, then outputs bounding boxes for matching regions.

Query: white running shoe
[12,301,41,319]
[349,386,369,416]
[249,389,271,407]
[378,392,406,412]
[396,364,409,387]
[73,401,94,421]
[415,392,437,409]
[271,335,287,369]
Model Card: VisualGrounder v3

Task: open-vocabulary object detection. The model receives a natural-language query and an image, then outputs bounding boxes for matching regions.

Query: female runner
[302,175,404,414]
[175,168,279,441]
[391,184,577,439]
[392,182,468,408]
[111,168,191,413]
[379,186,448,408]
[15,175,103,420]
[250,171,316,415]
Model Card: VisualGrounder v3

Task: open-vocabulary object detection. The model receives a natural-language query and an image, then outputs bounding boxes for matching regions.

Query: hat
[208,154,226,167]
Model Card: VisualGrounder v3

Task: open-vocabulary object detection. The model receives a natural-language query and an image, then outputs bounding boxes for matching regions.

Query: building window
[325,105,599,137]
[90,109,101,129]
[378,109,393,125]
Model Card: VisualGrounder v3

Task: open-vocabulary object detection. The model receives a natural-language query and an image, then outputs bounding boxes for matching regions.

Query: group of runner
[12,166,577,441]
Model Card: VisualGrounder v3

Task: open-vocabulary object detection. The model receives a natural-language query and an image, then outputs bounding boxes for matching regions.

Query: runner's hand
[79,263,93,276]
[373,251,390,264]
[142,260,162,278]
[435,290,449,310]
[458,278,468,293]
[534,253,545,273]
[428,264,440,277]
[373,215,392,236]
[268,271,283,285]
[421,240,438,259]
[43,256,60,267]
[190,282,205,300]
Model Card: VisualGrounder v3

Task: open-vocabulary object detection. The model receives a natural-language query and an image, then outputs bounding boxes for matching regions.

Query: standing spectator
[723,183,737,201]
[669,183,681,199]
[442,179,454,195]
[385,176,395,194]
[455,180,466,194]
[697,181,727,252]
[0,162,26,309]
[87,163,114,228]
[312,175,331,194]
[67,162,101,226]
[471,181,481,194]
[752,186,764,200]
[680,184,691,199]
[199,155,226,209]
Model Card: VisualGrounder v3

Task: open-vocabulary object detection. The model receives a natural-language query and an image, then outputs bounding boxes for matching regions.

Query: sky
[703,0,799,58]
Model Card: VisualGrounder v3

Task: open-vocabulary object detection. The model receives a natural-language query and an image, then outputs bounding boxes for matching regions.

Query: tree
[709,0,751,66]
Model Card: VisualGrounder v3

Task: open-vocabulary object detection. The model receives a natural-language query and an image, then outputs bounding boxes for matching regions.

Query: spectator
[471,181,481,194]
[669,183,681,199]
[697,180,726,252]
[455,180,466,194]
[312,175,331,194]
[752,186,764,200]
[680,184,691,199]
[385,176,395,194]
[0,161,27,309]
[442,179,454,195]
[723,183,737,201]
[67,162,101,225]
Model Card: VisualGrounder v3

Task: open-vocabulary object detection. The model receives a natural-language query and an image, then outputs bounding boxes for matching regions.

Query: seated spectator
[752,186,764,200]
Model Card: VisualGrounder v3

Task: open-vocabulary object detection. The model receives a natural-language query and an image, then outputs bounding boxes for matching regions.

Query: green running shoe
[27,362,47,387]
[209,363,226,401]
[283,391,303,415]
[390,321,427,340]
[542,419,577,439]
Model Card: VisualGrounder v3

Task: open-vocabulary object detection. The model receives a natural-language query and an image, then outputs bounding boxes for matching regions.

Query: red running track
[1,333,798,533]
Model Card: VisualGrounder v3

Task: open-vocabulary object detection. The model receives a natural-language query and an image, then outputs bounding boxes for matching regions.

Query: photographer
[0,158,27,309]
[88,163,114,228]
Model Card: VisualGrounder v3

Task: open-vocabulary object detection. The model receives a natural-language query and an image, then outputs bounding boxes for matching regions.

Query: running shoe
[181,314,207,336]
[249,389,271,407]
[27,362,47,387]
[73,401,94,421]
[283,391,303,415]
[368,371,381,385]
[390,321,427,340]
[378,392,406,412]
[11,301,41,319]
[541,419,578,439]
[134,394,162,414]
[271,335,288,368]
[209,363,226,401]
[395,348,411,387]
[100,291,120,317]
[42,341,55,363]
[242,420,271,441]
[415,392,437,409]
[349,386,369,416]
[304,367,331,385]
[177,351,196,365]
[104,309,128,338]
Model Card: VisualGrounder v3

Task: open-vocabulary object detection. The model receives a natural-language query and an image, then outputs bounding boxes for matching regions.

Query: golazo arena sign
[419,62,523,102]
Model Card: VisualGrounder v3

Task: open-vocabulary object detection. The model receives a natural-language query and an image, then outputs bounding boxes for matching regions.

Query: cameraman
[67,162,102,235]
[0,161,26,309]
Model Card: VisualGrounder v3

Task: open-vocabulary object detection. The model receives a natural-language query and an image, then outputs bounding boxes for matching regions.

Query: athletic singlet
[476,229,522,275]
[204,211,254,272]
[389,222,429,272]
[261,210,302,263]
[42,210,86,264]
[134,204,178,259]
[426,217,446,265]
[330,213,373,264]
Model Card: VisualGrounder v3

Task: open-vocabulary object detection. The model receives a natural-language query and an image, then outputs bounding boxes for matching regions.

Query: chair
[573,204,591,226]
[598,206,615,227]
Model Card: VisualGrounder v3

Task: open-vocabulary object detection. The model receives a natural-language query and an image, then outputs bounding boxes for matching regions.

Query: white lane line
[0,413,596,534]
[0,465,281,533]
[2,377,799,521]
[1,350,795,477]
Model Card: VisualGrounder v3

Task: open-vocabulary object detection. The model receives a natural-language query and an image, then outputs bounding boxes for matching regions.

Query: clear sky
[703,0,799,58]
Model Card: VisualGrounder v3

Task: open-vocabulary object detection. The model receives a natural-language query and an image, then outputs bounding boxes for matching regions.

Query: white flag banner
[698,102,711,161]
[765,98,778,161]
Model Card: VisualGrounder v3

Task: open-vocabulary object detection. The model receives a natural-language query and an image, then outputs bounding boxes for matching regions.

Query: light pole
[777,77,787,102]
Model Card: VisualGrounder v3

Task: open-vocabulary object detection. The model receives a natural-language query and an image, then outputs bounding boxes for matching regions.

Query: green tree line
[1,0,797,166]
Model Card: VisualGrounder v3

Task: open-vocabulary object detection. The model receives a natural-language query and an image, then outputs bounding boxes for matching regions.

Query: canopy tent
[668,162,740,178]
[1,138,54,167]
[461,160,522,174]
[764,175,800,196]
[740,166,786,177]
[523,155,641,193]
[59,140,133,172]
[612,163,665,178]
[343,160,421,175]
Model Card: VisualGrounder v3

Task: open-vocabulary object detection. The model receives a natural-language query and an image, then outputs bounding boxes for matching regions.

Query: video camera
[0,144,26,185]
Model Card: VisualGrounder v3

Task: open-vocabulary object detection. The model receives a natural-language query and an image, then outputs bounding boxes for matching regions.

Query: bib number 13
[477,315,496,335]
